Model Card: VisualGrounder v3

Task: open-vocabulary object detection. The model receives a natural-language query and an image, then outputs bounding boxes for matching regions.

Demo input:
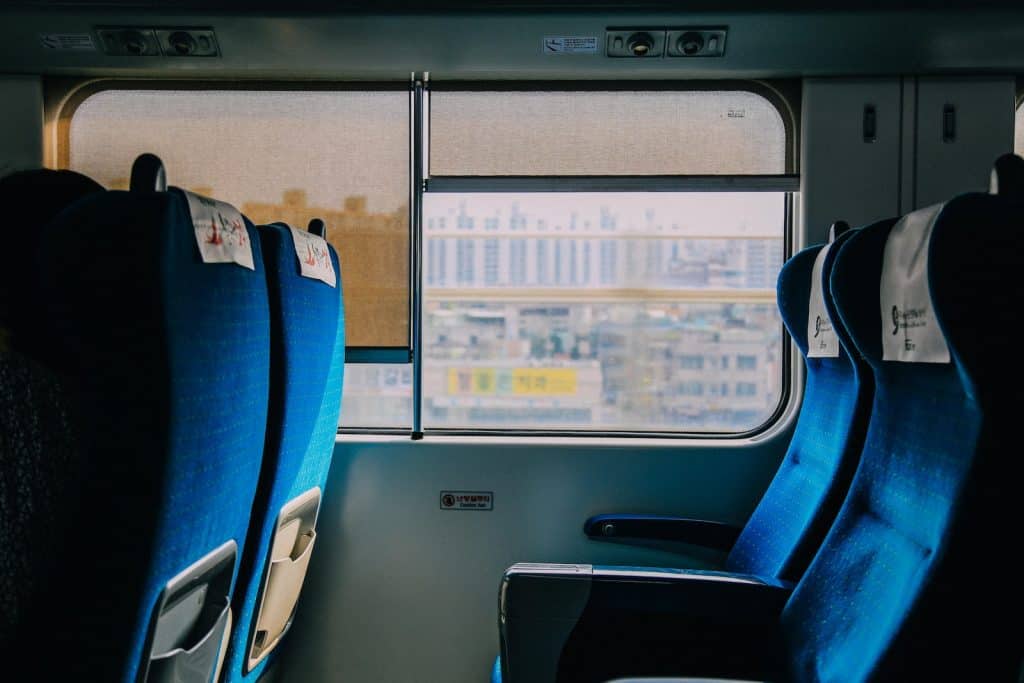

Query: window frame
[49,77,799,441]
[416,80,798,440]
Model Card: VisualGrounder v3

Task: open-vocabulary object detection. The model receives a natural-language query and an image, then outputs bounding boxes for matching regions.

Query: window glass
[430,90,786,176]
[339,364,413,429]
[422,192,785,432]
[66,88,410,350]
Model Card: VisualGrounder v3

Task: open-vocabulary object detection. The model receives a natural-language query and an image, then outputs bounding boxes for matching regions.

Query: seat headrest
[879,203,952,364]
[831,204,955,367]
[0,169,104,347]
[832,191,1019,382]
[777,229,857,360]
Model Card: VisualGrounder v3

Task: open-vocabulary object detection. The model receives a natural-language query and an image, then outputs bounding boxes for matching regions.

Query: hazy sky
[71,89,410,212]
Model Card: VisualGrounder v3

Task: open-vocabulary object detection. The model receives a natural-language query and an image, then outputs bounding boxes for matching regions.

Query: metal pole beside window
[411,77,426,439]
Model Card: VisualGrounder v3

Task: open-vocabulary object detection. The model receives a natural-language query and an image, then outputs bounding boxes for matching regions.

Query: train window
[423,86,791,434]
[430,90,786,176]
[61,83,791,436]
[63,88,410,354]
[420,192,785,432]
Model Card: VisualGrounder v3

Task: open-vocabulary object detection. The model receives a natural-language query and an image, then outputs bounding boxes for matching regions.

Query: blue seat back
[0,170,104,657]
[781,195,1021,681]
[221,222,345,682]
[726,231,871,581]
[20,186,270,683]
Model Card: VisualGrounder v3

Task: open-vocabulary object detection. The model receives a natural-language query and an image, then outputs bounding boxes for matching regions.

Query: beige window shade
[429,90,787,176]
[66,89,410,349]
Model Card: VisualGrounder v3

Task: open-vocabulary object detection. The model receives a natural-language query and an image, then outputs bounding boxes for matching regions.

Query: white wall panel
[801,78,903,244]
[281,433,793,682]
[914,76,1015,208]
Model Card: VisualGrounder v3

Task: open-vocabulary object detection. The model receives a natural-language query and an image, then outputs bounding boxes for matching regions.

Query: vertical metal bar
[411,76,425,439]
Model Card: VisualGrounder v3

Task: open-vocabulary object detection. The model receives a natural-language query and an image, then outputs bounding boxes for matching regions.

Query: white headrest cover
[879,203,950,364]
[807,243,839,358]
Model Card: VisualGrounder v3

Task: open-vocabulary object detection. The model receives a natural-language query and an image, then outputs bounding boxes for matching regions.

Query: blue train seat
[11,156,271,683]
[496,224,872,683]
[220,220,345,682]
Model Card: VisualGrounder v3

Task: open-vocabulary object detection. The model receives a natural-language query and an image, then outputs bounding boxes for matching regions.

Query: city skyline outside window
[412,192,786,431]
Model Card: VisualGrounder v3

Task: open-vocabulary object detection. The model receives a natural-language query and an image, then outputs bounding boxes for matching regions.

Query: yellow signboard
[447,368,577,396]
[511,368,577,395]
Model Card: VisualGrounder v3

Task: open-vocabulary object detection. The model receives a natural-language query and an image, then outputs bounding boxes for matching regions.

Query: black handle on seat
[989,153,1024,197]
[308,218,327,239]
[130,153,167,193]
[584,514,742,552]
[828,220,850,242]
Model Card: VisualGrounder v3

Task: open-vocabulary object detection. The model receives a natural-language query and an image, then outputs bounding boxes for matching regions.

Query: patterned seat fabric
[221,222,345,682]
[14,185,271,683]
[0,170,103,658]
[781,194,1022,681]
[726,230,872,582]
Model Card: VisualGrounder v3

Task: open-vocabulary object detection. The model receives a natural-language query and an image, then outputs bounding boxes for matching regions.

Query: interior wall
[801,75,1016,243]
[800,78,903,243]
[0,76,43,175]
[913,76,1016,208]
[281,431,794,683]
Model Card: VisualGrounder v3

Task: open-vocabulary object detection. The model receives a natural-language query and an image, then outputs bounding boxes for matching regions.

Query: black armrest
[499,564,792,683]
[584,514,743,552]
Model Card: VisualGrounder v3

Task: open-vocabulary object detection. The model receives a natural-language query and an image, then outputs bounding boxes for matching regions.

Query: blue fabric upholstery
[726,234,871,582]
[0,170,102,657]
[781,195,1022,681]
[17,187,270,683]
[222,223,345,682]
[496,238,874,682]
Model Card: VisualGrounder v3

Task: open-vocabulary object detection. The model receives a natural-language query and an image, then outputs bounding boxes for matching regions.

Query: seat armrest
[584,514,743,552]
[499,564,791,683]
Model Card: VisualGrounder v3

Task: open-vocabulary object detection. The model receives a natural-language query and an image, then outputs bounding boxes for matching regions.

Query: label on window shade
[806,243,840,358]
[542,36,598,54]
[879,203,950,364]
[289,226,336,287]
[184,191,254,271]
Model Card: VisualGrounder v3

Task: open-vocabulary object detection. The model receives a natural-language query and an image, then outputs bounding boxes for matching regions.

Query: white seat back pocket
[247,487,321,671]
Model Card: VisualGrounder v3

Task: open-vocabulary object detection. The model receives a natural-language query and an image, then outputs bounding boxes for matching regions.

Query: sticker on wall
[542,36,598,54]
[39,33,96,51]
[440,491,494,511]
